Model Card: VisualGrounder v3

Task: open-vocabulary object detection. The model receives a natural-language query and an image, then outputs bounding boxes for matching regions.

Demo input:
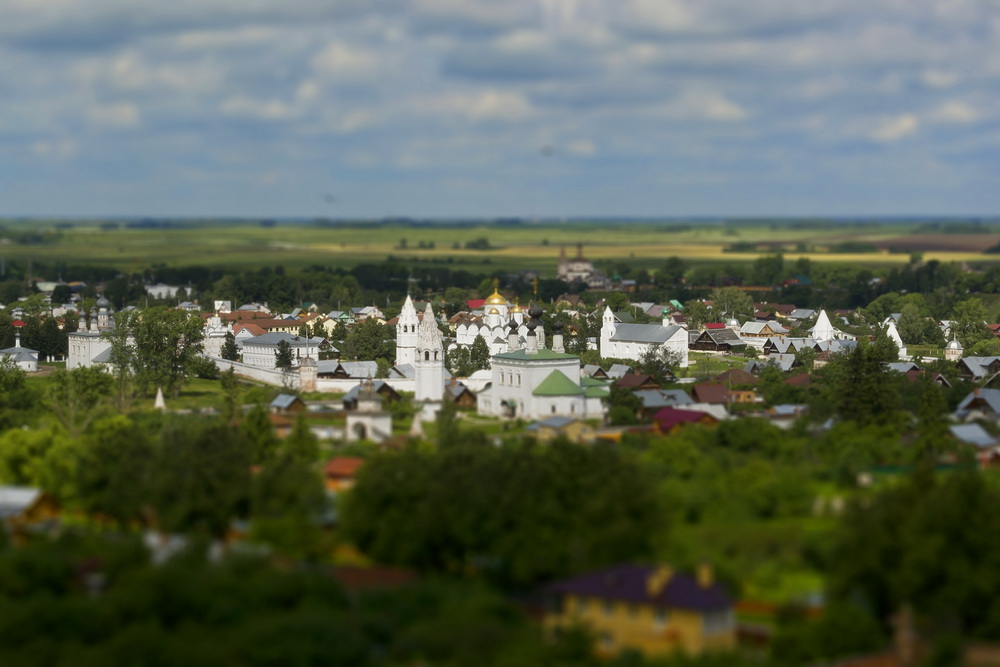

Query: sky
[1,0,998,219]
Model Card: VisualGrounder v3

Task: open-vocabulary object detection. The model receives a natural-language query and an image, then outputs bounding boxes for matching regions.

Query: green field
[2,218,999,275]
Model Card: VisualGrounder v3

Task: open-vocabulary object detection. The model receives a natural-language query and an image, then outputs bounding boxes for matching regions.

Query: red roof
[692,383,729,404]
[467,299,486,310]
[325,457,365,479]
[234,323,266,336]
[652,407,715,431]
[784,373,811,387]
[704,322,726,329]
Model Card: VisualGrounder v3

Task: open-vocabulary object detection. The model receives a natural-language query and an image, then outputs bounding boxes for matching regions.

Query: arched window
[424,351,430,361]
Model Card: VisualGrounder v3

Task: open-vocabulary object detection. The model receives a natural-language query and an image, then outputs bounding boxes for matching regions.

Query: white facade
[599,307,689,367]
[476,348,606,421]
[202,315,232,358]
[395,295,419,366]
[241,332,324,369]
[809,310,855,342]
[453,289,528,356]
[414,302,444,402]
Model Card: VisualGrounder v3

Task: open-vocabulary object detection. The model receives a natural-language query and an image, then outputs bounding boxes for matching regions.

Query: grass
[3,219,999,276]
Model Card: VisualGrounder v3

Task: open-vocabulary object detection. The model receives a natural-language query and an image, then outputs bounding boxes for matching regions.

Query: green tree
[709,287,754,321]
[74,416,156,525]
[342,440,662,588]
[951,297,991,349]
[105,306,206,399]
[343,318,394,363]
[275,339,294,371]
[682,300,711,330]
[469,336,491,371]
[220,331,239,361]
[242,404,280,465]
[283,412,319,464]
[637,344,681,382]
[46,367,114,438]
[153,421,252,538]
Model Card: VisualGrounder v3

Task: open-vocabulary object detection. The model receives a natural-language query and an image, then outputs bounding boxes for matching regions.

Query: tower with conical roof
[396,294,419,366]
[415,302,444,403]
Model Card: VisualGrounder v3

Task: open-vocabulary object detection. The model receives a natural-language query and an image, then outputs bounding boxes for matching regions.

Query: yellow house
[544,563,736,658]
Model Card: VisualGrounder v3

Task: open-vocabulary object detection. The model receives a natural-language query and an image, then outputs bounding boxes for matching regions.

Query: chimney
[646,565,673,598]
[696,562,713,589]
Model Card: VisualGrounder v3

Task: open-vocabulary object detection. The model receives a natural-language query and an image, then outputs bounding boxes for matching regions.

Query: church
[599,307,689,367]
[452,288,530,356]
[477,308,608,421]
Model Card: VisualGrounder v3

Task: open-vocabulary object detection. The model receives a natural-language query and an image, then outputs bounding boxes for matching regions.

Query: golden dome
[485,289,507,305]
[489,307,500,314]
[511,303,523,313]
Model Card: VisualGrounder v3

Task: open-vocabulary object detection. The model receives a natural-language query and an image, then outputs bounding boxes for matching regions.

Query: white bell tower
[396,294,419,366]
[415,302,444,403]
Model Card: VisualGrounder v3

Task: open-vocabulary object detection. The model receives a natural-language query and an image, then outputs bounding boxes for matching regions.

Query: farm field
[2,218,999,275]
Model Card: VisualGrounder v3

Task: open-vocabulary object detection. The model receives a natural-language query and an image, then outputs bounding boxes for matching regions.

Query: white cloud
[928,100,982,124]
[868,114,919,142]
[88,102,140,128]
[311,42,383,81]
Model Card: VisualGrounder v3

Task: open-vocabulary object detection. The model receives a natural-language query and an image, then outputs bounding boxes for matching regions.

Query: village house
[600,307,689,368]
[544,563,735,658]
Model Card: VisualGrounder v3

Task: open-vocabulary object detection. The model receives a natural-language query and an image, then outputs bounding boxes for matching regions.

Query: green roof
[584,386,610,398]
[580,377,609,387]
[494,349,579,361]
[532,370,584,397]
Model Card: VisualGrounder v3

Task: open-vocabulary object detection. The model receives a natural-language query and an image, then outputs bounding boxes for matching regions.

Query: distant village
[3,246,1000,664]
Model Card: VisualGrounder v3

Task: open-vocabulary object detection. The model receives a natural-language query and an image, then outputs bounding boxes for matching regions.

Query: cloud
[928,100,983,124]
[88,102,141,128]
[1,0,998,216]
[866,114,920,142]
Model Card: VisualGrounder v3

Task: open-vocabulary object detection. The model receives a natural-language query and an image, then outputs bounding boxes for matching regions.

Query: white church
[452,289,531,356]
[599,306,689,367]
[477,311,608,421]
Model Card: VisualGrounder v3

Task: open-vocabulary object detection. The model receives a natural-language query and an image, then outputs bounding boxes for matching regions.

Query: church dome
[511,303,523,313]
[485,290,507,305]
[96,296,111,308]
[946,338,963,350]
[488,307,500,315]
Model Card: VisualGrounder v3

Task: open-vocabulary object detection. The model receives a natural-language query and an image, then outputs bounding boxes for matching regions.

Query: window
[603,601,614,617]
[703,610,733,636]
[653,608,668,630]
[600,632,614,651]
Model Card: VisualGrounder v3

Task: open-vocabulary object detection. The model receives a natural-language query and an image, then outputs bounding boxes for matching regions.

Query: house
[324,457,365,491]
[446,381,478,409]
[634,389,694,416]
[739,321,789,339]
[270,394,306,414]
[615,373,661,391]
[317,360,380,379]
[689,328,744,353]
[691,383,731,405]
[525,416,595,443]
[652,407,719,433]
[955,388,1000,423]
[342,380,401,410]
[345,378,393,442]
[957,357,1000,381]
[544,563,735,658]
[0,486,60,533]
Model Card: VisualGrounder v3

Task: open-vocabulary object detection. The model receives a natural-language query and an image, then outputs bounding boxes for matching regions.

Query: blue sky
[1,0,998,218]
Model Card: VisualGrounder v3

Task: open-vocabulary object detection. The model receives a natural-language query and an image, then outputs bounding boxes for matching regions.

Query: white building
[1,328,39,372]
[414,302,445,403]
[241,332,325,369]
[599,307,689,367]
[453,289,529,356]
[477,321,607,421]
[396,295,419,367]
[202,315,232,358]
[67,309,114,370]
[808,310,855,342]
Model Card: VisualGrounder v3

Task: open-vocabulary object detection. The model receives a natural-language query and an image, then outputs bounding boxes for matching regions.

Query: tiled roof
[547,564,732,612]
[652,407,714,431]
